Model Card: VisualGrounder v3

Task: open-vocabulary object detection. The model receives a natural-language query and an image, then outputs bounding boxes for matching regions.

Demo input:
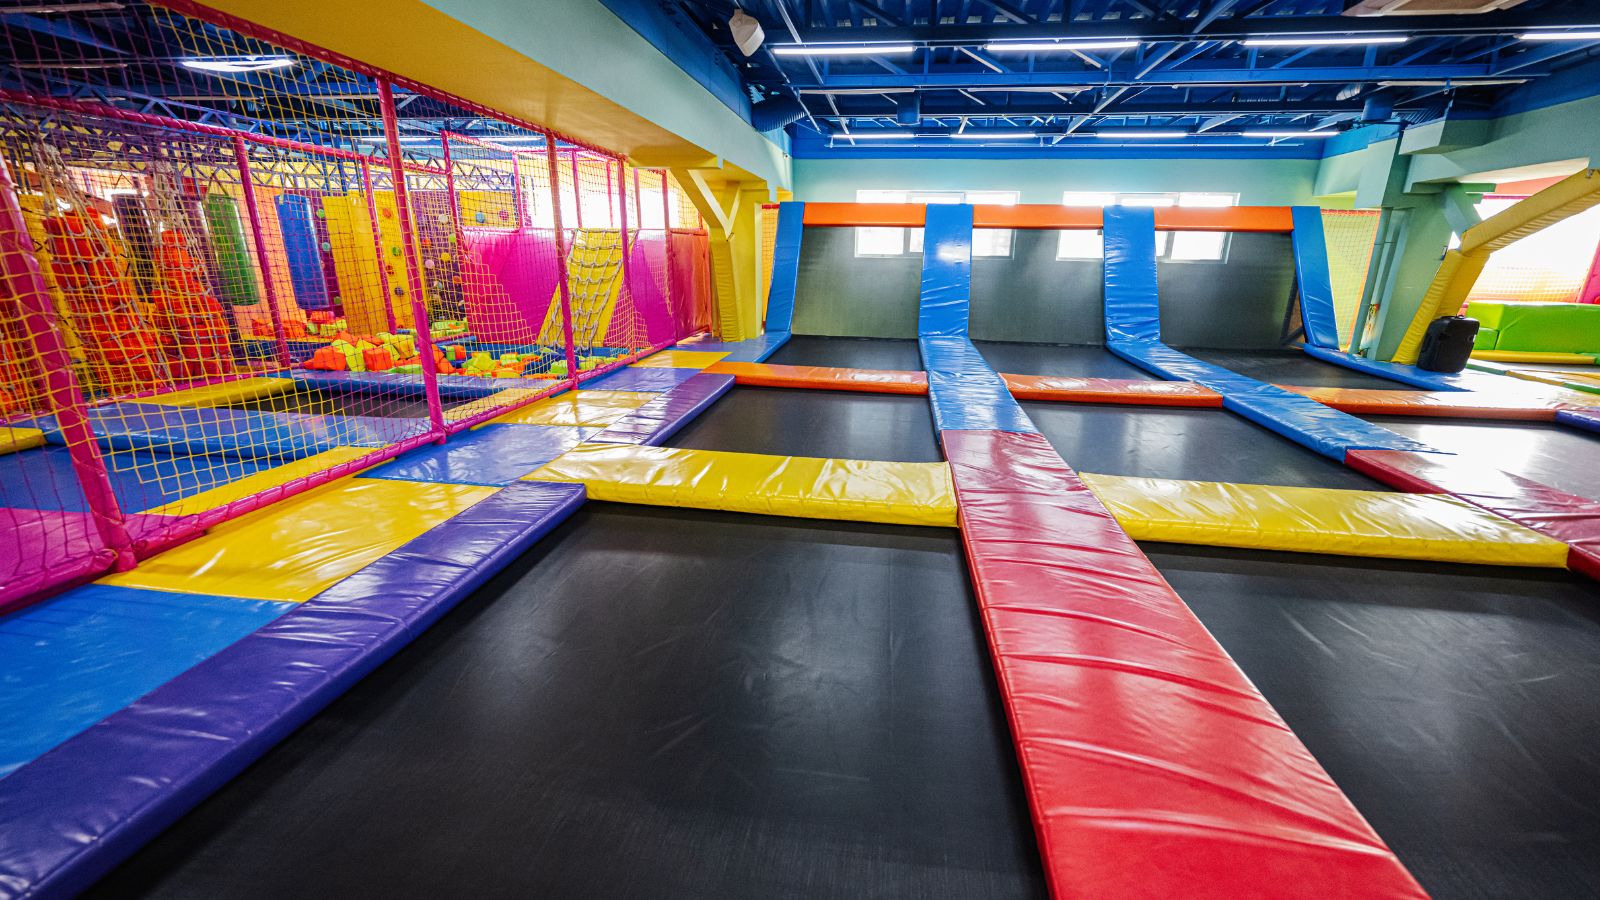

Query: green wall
[793,157,1322,205]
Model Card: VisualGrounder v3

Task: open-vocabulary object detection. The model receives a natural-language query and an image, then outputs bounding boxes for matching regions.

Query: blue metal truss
[623,0,1600,154]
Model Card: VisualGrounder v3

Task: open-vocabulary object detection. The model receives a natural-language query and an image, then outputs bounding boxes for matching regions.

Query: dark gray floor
[1022,401,1387,489]
[1364,416,1600,499]
[973,341,1155,380]
[1184,348,1412,391]
[1151,544,1600,900]
[88,505,1046,900]
[668,385,942,462]
[769,335,923,371]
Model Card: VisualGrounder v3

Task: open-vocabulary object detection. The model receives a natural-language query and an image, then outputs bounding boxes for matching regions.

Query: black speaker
[1416,315,1479,373]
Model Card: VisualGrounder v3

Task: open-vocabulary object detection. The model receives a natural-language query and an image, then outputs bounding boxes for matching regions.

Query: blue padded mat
[921,337,1037,434]
[291,370,554,400]
[919,205,973,339]
[1290,206,1340,351]
[0,445,273,514]
[764,202,803,335]
[0,584,291,778]
[580,366,699,391]
[361,424,598,485]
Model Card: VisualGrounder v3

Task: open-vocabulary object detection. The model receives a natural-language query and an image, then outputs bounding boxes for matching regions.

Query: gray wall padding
[791,226,1297,349]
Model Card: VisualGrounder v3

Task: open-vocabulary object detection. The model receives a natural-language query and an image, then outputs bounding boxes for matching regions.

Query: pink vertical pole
[0,152,136,572]
[439,133,466,238]
[378,80,446,440]
[232,135,292,367]
[615,158,633,352]
[543,136,580,380]
[360,159,399,332]
[569,150,583,229]
[1581,238,1600,304]
[660,170,679,336]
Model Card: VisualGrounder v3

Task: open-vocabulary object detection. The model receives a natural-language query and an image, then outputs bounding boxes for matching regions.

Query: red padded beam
[1348,449,1600,580]
[943,429,1425,899]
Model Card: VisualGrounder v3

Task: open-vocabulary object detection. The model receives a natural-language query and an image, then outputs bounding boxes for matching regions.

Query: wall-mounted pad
[1290,206,1340,350]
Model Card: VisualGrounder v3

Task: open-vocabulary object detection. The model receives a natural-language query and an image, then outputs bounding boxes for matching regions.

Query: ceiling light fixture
[1092,130,1188,139]
[772,44,916,56]
[835,132,916,140]
[1241,130,1338,138]
[1519,30,1600,41]
[1242,35,1407,47]
[180,56,296,73]
[982,39,1139,52]
[950,130,1038,139]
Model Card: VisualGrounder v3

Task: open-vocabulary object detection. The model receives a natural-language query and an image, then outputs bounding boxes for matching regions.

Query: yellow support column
[670,167,766,341]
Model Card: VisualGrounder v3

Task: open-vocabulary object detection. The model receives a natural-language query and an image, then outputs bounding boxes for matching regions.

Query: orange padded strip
[1001,373,1223,406]
[705,361,929,394]
[1282,386,1561,420]
[803,202,1294,231]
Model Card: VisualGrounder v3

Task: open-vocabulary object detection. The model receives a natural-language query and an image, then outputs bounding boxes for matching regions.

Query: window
[1056,191,1238,262]
[854,189,1019,257]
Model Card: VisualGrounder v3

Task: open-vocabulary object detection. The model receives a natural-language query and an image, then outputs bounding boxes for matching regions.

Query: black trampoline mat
[768,335,924,371]
[1183,348,1412,391]
[88,505,1045,900]
[1022,401,1387,489]
[973,341,1156,380]
[667,385,942,462]
[1365,417,1600,500]
[1147,543,1600,899]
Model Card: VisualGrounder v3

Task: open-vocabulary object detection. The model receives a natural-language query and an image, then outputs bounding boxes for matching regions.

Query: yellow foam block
[527,444,957,528]
[104,478,495,602]
[1,427,46,456]
[1080,473,1567,567]
[140,447,376,515]
[146,377,297,408]
[490,390,656,427]
[445,387,551,424]
[631,350,729,369]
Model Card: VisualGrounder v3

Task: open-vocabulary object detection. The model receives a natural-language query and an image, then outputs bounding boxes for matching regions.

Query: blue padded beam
[1290,206,1340,351]
[919,204,973,338]
[1301,345,1487,392]
[0,481,587,899]
[920,337,1038,434]
[764,201,803,336]
[1103,206,1161,344]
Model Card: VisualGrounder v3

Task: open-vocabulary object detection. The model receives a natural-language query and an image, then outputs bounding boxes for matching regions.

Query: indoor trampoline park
[6,2,1600,899]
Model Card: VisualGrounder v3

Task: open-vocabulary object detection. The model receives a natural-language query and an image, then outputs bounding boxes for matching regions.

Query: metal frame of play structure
[0,0,714,612]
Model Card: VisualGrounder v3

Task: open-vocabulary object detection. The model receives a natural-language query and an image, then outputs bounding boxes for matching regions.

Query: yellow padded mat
[143,376,297,408]
[528,444,957,527]
[489,390,657,427]
[103,478,496,602]
[140,447,375,515]
[1080,473,1567,567]
[1,427,46,456]
[630,350,729,369]
[445,387,551,424]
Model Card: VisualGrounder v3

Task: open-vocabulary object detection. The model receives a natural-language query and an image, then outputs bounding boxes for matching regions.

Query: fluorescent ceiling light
[982,40,1138,52]
[772,44,916,56]
[1242,35,1407,47]
[1519,30,1600,41]
[798,87,916,95]
[951,131,1037,139]
[1093,130,1187,139]
[835,132,915,140]
[181,56,296,73]
[1242,130,1338,138]
[355,136,433,144]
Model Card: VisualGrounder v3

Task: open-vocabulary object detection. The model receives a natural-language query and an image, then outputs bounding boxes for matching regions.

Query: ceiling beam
[798,63,1520,90]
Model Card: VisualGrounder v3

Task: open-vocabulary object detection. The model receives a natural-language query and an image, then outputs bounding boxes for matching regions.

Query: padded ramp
[941,428,1425,898]
[103,479,496,602]
[0,481,586,900]
[1102,208,1437,459]
[361,424,598,485]
[1081,471,1566,566]
[489,390,657,427]
[1291,206,1340,350]
[586,373,734,446]
[1349,449,1600,580]
[527,444,956,527]
[0,584,290,778]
